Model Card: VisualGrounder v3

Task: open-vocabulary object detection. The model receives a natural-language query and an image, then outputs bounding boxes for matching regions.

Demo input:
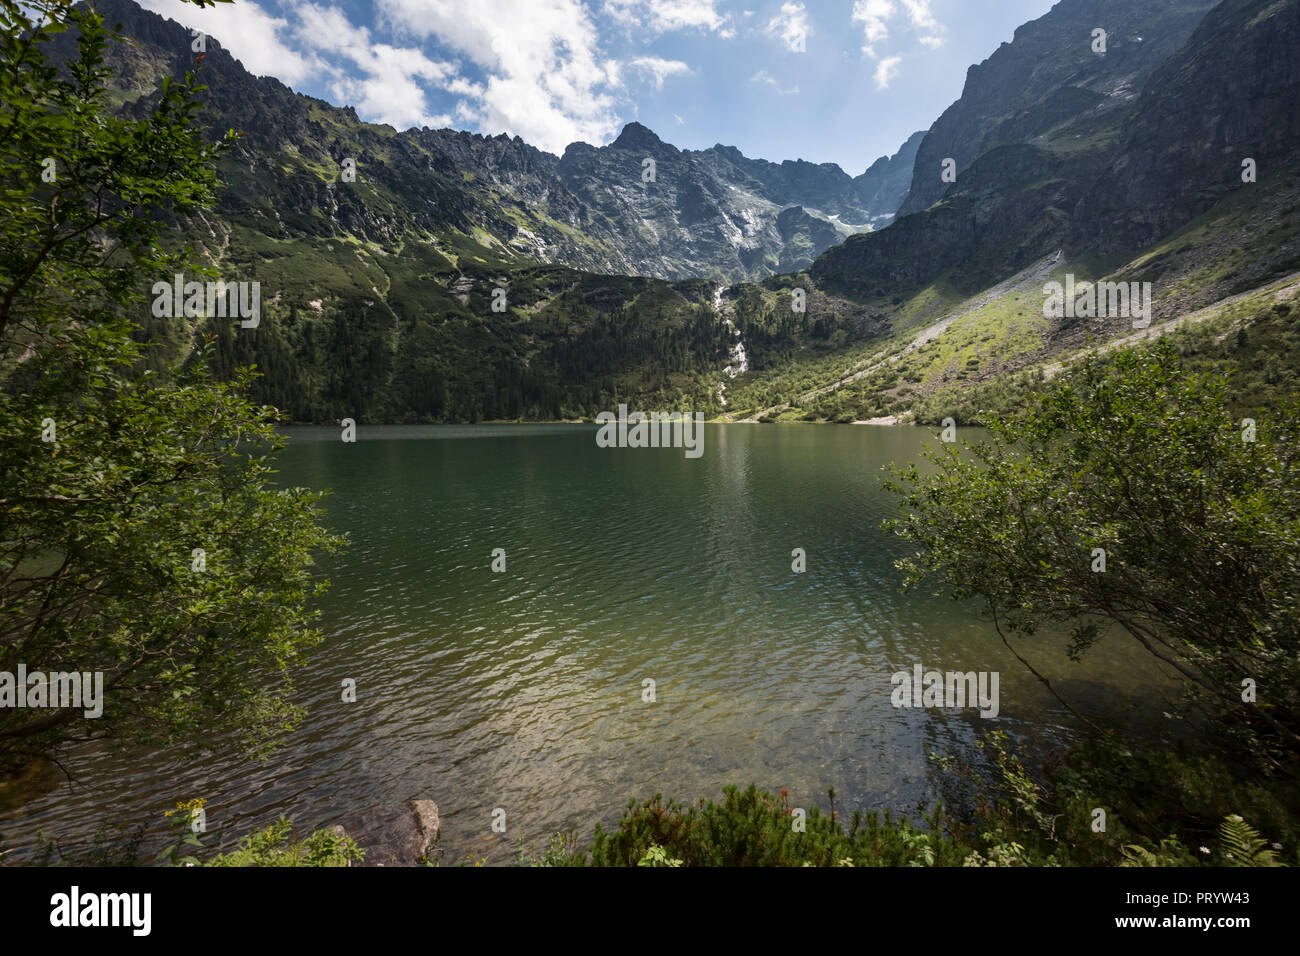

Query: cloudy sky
[138,0,1058,173]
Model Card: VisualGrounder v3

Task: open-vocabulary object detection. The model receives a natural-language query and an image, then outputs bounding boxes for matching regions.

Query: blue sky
[138,0,1059,173]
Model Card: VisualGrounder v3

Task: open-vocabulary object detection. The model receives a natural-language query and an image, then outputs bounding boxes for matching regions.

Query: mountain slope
[85,0,919,284]
[811,0,1298,308]
[1074,0,1300,250]
[719,0,1300,423]
[67,0,1300,426]
[897,0,1217,217]
[851,131,926,227]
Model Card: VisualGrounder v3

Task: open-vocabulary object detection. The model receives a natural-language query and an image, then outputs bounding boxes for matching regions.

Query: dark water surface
[4,424,1177,862]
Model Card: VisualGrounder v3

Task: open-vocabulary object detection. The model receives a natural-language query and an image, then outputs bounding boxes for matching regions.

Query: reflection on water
[2,424,1182,863]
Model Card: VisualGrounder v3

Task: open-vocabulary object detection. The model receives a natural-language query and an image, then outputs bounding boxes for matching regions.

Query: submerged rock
[331,800,439,866]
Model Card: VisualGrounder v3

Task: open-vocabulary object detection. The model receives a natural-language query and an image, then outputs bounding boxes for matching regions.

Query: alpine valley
[8,0,1300,880]
[67,0,1300,425]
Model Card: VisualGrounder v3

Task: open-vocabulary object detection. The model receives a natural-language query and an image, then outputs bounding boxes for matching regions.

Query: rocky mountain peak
[610,121,674,155]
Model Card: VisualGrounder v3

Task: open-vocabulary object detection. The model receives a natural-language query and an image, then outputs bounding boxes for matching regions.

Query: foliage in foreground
[201,818,363,868]
[549,730,1297,867]
[885,341,1300,768]
[0,0,342,770]
[577,784,964,867]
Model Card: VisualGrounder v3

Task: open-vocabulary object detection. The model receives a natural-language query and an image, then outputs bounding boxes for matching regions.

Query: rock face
[550,122,921,280]
[851,131,926,228]
[331,800,440,867]
[813,0,1300,304]
[814,142,1085,298]
[691,130,925,230]
[1073,0,1300,251]
[897,0,1218,218]
[68,0,921,284]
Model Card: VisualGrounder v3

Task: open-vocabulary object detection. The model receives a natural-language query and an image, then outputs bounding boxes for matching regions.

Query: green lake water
[3,424,1180,862]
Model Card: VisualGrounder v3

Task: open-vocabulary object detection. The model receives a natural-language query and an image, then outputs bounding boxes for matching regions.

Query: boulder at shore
[331,800,439,866]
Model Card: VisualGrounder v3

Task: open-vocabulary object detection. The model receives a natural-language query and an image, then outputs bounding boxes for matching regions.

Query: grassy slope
[719,163,1300,424]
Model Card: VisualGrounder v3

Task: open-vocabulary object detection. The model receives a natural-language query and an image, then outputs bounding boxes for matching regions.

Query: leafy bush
[552,729,1297,867]
[205,817,363,868]
[886,342,1300,768]
[578,784,969,867]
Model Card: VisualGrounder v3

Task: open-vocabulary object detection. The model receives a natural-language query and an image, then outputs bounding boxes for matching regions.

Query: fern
[1118,836,1194,867]
[1119,844,1162,867]
[1217,815,1281,867]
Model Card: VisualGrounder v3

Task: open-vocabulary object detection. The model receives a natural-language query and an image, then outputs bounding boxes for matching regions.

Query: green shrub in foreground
[580,784,969,867]
[204,817,363,868]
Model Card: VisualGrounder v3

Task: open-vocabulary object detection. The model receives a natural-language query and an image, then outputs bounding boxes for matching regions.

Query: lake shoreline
[279,417,918,427]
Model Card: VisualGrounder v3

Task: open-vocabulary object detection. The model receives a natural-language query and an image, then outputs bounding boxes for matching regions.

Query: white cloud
[900,0,939,33]
[138,1,463,132]
[137,0,317,84]
[852,0,944,57]
[673,113,685,125]
[628,56,692,90]
[377,0,622,153]
[874,54,901,89]
[296,4,459,130]
[602,0,726,34]
[750,69,799,95]
[766,2,810,53]
[851,0,894,57]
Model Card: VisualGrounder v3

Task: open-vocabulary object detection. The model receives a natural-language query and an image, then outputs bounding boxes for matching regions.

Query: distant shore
[281,417,914,427]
